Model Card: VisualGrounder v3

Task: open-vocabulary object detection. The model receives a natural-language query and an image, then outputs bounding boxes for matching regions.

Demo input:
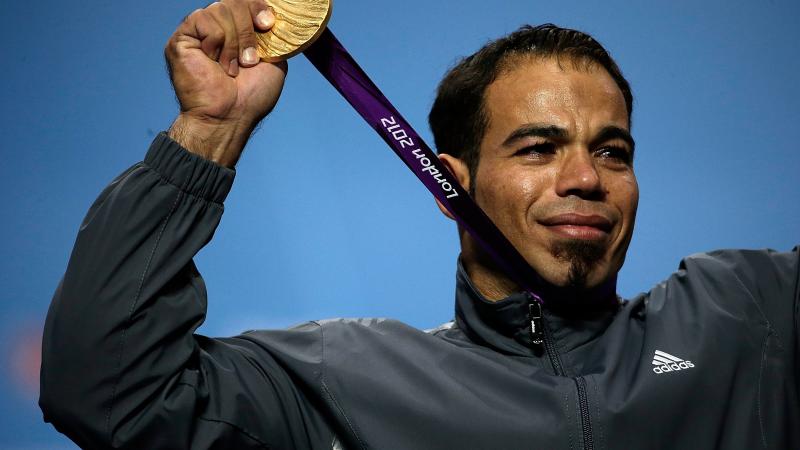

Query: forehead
[482,55,629,140]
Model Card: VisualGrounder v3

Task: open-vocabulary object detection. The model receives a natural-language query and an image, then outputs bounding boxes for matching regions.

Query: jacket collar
[454,258,620,358]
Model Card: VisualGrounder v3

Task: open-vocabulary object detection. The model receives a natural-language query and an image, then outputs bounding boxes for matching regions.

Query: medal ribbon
[303,29,550,303]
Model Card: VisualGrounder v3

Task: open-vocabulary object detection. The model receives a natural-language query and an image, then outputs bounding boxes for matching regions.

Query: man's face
[471,56,638,291]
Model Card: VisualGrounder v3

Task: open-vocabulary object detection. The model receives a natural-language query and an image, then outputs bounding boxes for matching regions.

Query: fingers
[222,0,275,67]
[221,0,258,67]
[205,2,240,76]
[169,1,276,77]
[171,9,222,61]
[249,1,275,32]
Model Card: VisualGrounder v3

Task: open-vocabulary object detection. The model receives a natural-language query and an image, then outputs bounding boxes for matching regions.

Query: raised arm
[39,2,333,448]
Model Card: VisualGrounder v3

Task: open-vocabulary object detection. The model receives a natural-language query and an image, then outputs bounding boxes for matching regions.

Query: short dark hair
[428,24,633,186]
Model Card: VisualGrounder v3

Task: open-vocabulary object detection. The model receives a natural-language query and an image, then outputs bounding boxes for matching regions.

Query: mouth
[538,213,613,241]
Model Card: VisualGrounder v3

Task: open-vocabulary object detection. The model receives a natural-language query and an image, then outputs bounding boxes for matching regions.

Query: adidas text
[652,361,695,374]
[651,350,695,375]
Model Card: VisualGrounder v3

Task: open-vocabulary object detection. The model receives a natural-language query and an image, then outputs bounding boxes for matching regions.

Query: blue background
[1,0,798,447]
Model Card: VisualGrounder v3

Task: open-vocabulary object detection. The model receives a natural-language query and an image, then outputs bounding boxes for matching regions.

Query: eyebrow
[502,124,569,147]
[502,123,636,155]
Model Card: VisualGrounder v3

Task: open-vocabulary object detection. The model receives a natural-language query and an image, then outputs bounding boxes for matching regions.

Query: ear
[435,154,471,221]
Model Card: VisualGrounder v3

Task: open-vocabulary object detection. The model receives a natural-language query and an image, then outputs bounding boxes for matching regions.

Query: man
[39,0,799,448]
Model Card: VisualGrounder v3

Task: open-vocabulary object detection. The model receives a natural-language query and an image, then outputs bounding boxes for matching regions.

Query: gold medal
[256,0,333,62]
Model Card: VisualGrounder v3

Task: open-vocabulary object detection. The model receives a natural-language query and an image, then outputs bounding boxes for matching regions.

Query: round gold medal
[255,0,333,62]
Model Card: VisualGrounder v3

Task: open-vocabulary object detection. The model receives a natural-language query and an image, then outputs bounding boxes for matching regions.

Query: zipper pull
[529,302,544,346]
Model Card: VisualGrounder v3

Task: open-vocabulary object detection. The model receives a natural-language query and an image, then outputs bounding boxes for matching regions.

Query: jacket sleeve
[39,133,333,449]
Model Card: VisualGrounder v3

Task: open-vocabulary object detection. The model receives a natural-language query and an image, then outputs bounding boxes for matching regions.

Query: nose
[554,149,603,199]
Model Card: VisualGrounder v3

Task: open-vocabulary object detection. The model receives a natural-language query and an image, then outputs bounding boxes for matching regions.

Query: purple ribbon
[304,29,571,304]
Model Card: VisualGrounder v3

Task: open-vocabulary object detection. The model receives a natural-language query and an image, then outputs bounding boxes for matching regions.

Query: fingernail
[228,58,239,76]
[257,9,275,28]
[242,47,258,65]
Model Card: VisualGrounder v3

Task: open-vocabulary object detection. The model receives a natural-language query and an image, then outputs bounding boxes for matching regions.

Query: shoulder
[315,318,459,337]
[314,317,409,332]
[637,247,799,314]
[652,247,799,347]
[424,320,456,336]
[676,247,799,295]
[311,317,428,341]
[312,318,462,350]
[241,317,452,343]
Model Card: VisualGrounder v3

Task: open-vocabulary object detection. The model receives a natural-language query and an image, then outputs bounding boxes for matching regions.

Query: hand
[165,0,288,167]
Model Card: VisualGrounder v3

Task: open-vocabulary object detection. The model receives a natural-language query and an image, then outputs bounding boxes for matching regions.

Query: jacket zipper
[528,301,594,450]
[528,302,545,346]
[575,376,594,450]
[528,302,564,375]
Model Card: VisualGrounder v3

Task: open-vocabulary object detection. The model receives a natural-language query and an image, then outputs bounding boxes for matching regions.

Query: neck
[460,251,620,314]
[462,257,520,301]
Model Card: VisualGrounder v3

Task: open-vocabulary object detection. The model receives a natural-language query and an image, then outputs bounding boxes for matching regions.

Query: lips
[538,213,613,240]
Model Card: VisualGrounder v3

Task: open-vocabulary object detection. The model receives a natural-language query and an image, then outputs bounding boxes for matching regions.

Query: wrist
[167,114,254,168]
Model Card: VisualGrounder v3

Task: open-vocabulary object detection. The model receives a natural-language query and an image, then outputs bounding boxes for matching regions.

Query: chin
[533,249,614,292]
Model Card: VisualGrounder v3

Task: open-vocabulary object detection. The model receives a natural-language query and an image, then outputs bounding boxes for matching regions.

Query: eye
[515,142,556,158]
[596,145,632,166]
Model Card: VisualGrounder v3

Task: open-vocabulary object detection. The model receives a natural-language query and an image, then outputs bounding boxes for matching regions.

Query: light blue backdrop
[1,0,798,447]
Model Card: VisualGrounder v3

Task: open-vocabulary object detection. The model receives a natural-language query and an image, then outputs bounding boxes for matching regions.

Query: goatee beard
[551,240,606,293]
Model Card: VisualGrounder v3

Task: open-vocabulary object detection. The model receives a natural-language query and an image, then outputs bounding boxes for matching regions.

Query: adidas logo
[651,350,695,374]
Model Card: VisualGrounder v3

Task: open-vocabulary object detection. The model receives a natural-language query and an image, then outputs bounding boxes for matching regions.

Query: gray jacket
[40,133,800,449]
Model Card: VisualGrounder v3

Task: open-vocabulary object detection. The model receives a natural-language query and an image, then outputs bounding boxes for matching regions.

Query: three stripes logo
[651,350,695,374]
